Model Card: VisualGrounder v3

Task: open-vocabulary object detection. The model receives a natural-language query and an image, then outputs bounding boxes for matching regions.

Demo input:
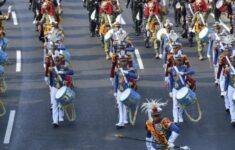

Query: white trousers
[227,86,235,121]
[219,73,229,109]
[213,65,218,81]
[117,90,128,124]
[172,88,183,122]
[219,71,225,93]
[50,87,64,124]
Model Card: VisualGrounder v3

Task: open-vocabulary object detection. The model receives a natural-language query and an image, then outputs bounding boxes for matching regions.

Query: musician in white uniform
[224,54,235,126]
[168,54,194,123]
[47,55,74,128]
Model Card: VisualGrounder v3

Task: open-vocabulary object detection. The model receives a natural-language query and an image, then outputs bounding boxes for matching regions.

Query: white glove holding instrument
[58,70,65,74]
[178,71,185,75]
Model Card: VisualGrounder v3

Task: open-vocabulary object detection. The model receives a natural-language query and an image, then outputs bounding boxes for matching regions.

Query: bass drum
[0,0,6,7]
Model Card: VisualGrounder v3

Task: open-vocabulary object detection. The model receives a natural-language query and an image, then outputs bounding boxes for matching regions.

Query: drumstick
[199,13,206,26]
[173,66,185,85]
[155,15,163,28]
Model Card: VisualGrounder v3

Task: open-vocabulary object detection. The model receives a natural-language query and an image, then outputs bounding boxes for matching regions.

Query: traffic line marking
[11,11,18,25]
[3,110,16,144]
[135,49,144,70]
[16,50,21,72]
[210,13,230,32]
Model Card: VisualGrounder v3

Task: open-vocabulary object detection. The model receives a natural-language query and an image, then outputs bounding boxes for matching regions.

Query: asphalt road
[0,0,235,150]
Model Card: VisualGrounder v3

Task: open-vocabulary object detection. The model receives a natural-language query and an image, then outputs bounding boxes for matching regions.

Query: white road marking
[11,11,18,25]
[135,49,144,70]
[3,110,16,144]
[16,50,21,72]
[210,13,230,32]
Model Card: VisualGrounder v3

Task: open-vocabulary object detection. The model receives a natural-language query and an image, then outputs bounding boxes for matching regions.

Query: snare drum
[199,27,213,43]
[120,88,140,108]
[56,86,75,106]
[216,0,227,12]
[176,87,196,108]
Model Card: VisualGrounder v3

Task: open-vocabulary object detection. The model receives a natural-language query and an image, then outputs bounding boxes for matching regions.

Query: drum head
[199,28,208,39]
[216,0,223,9]
[157,28,167,41]
[120,88,131,101]
[55,86,67,99]
[176,87,189,99]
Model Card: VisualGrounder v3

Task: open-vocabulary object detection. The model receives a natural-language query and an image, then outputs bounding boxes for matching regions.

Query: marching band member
[99,0,114,25]
[224,54,235,125]
[159,21,173,59]
[0,6,11,31]
[46,55,74,128]
[86,0,100,37]
[126,0,144,35]
[217,45,231,112]
[143,0,159,49]
[165,43,191,97]
[191,2,207,60]
[168,54,194,123]
[207,22,227,85]
[100,23,112,59]
[142,100,180,150]
[173,0,186,27]
[111,48,137,128]
[0,30,8,51]
[163,30,180,66]
[149,18,161,59]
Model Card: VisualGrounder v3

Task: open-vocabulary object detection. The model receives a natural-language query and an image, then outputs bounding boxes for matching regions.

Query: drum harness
[54,67,76,122]
[119,67,139,126]
[173,66,202,122]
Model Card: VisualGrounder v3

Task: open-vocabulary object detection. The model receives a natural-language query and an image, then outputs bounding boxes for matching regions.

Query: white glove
[44,77,49,85]
[207,54,211,59]
[122,70,129,74]
[159,54,163,59]
[114,92,117,97]
[110,77,114,86]
[58,70,65,74]
[169,92,173,98]
[164,76,169,83]
[221,91,227,96]
[168,142,174,148]
[178,71,185,75]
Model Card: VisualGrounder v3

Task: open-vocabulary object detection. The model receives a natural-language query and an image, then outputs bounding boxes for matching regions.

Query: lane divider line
[135,49,144,70]
[11,11,18,26]
[16,50,21,72]
[3,110,16,144]
[210,13,230,32]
